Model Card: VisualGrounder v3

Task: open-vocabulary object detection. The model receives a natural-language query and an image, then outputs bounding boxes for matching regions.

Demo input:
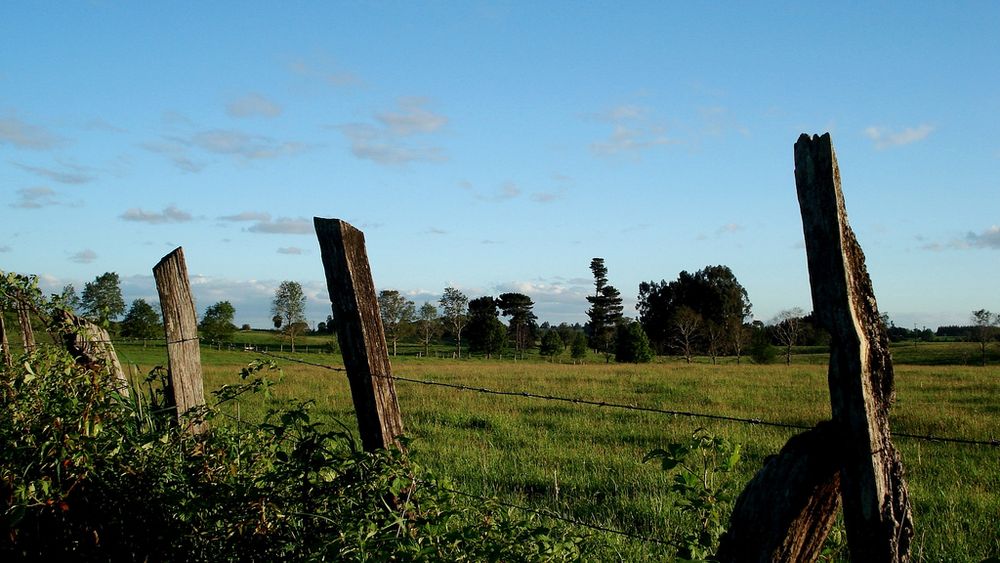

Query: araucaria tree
[200,301,237,344]
[970,309,998,366]
[586,258,624,361]
[81,272,126,324]
[272,281,306,352]
[377,290,415,357]
[439,287,469,358]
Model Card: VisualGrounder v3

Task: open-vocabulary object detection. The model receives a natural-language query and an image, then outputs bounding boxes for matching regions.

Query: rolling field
[110,337,1000,561]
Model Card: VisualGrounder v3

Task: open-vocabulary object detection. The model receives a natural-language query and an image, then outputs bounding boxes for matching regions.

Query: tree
[439,287,469,358]
[638,265,752,356]
[570,332,588,363]
[377,290,415,357]
[771,308,805,365]
[81,272,126,324]
[465,296,507,358]
[272,281,306,352]
[58,284,82,314]
[970,309,999,367]
[119,299,161,341]
[416,302,440,357]
[539,329,565,360]
[673,306,702,363]
[497,292,537,359]
[586,258,624,361]
[726,316,749,364]
[615,320,653,363]
[200,301,237,343]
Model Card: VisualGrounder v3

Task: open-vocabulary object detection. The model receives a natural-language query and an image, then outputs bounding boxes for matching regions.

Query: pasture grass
[108,340,1000,562]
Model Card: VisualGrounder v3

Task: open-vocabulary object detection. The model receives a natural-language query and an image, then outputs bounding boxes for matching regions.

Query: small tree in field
[416,302,440,357]
[200,301,237,344]
[615,321,653,363]
[120,299,162,343]
[970,309,999,366]
[439,287,469,358]
[81,272,126,324]
[570,332,588,364]
[272,281,306,352]
[771,307,804,365]
[377,290,415,357]
[673,306,702,364]
[539,330,565,361]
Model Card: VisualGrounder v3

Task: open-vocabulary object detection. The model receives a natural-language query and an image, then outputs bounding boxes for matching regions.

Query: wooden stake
[153,247,207,434]
[794,133,912,561]
[0,311,10,368]
[314,218,404,451]
[17,301,35,355]
[55,310,129,397]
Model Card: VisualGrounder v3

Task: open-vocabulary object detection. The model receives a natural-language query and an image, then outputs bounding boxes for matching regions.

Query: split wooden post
[153,247,207,434]
[0,312,11,367]
[55,310,129,397]
[718,134,912,562]
[314,218,404,451]
[794,133,912,560]
[17,300,35,355]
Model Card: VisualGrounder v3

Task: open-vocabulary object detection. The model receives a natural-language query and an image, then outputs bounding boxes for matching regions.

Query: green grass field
[93,335,1000,562]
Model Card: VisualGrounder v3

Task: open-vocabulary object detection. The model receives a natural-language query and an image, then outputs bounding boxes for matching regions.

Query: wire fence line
[254,350,1000,449]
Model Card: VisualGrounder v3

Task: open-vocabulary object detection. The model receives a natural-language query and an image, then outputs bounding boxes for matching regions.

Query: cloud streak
[0,116,66,150]
[864,124,934,149]
[70,249,97,264]
[589,104,676,157]
[13,161,96,184]
[10,187,59,208]
[227,93,282,118]
[120,205,193,224]
[338,98,448,166]
[246,217,313,234]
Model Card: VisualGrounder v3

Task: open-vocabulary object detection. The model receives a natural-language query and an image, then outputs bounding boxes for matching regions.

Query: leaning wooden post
[17,300,36,355]
[153,247,207,434]
[0,311,11,367]
[314,218,404,451]
[54,310,129,397]
[795,133,913,560]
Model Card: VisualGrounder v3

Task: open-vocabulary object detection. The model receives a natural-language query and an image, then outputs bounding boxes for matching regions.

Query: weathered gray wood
[153,247,207,434]
[0,312,11,367]
[314,217,404,451]
[717,422,842,562]
[794,133,912,561]
[17,301,35,355]
[55,309,129,397]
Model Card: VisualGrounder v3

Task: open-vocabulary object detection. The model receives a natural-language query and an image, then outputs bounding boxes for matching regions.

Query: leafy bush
[1,345,585,561]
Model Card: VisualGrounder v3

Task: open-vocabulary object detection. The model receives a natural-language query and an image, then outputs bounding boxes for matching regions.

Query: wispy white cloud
[69,249,97,264]
[120,205,193,224]
[219,211,271,222]
[84,118,126,133]
[139,138,205,173]
[227,93,282,118]
[0,245,11,253]
[287,58,362,87]
[0,116,66,150]
[698,106,749,137]
[589,104,676,157]
[192,130,307,159]
[337,98,448,166]
[921,225,1000,251]
[716,222,744,235]
[376,97,448,135]
[277,246,304,255]
[247,217,313,235]
[424,227,448,235]
[12,161,96,184]
[10,187,59,208]
[864,124,934,149]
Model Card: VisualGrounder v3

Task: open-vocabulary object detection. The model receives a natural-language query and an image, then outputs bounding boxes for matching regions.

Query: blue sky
[2,2,998,330]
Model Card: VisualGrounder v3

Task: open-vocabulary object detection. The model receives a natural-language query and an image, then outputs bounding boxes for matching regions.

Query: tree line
[19,269,998,366]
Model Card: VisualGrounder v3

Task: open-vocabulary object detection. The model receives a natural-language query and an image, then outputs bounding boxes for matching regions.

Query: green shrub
[1,346,585,561]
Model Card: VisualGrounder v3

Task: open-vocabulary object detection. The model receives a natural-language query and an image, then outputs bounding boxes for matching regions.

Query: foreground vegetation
[105,338,999,561]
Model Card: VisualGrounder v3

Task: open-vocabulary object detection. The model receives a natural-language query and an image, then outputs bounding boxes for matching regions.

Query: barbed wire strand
[256,350,1000,448]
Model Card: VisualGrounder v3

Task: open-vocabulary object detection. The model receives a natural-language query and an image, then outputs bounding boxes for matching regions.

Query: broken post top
[794,132,894,408]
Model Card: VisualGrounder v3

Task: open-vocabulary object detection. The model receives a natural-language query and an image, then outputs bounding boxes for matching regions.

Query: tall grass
[114,342,999,561]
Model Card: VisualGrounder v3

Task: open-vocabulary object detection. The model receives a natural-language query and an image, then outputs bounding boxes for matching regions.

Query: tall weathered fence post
[718,134,912,562]
[314,218,404,451]
[153,247,207,434]
[0,311,11,368]
[794,133,912,560]
[17,300,35,355]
